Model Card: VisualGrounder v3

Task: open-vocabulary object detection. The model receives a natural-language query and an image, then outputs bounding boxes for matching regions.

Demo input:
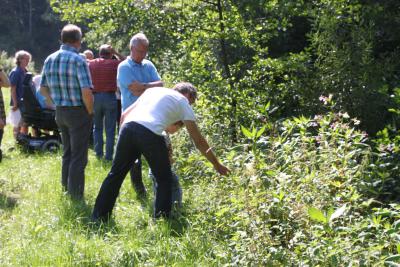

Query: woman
[0,67,10,161]
[9,50,31,139]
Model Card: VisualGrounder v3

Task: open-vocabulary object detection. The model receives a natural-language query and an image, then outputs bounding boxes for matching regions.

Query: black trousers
[92,122,172,220]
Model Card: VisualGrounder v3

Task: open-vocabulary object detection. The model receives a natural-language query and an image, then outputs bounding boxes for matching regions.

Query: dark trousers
[56,106,92,199]
[92,121,172,220]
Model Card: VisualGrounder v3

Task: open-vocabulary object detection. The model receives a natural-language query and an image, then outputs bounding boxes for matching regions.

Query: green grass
[0,147,226,266]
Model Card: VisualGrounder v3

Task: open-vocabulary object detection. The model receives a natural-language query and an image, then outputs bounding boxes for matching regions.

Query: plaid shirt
[40,44,93,106]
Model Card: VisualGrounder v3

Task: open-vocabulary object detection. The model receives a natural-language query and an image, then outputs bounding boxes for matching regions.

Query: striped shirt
[88,58,121,93]
[40,44,93,106]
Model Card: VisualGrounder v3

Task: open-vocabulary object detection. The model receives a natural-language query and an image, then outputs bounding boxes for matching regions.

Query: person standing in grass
[88,44,125,161]
[91,82,230,221]
[117,33,164,198]
[0,68,10,161]
[40,24,94,200]
[9,50,31,139]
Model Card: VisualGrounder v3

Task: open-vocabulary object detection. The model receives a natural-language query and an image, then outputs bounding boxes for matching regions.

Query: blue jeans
[92,122,173,220]
[56,106,92,199]
[93,92,117,160]
[149,168,182,207]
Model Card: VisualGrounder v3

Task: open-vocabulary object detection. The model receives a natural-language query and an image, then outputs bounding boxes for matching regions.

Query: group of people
[1,23,230,220]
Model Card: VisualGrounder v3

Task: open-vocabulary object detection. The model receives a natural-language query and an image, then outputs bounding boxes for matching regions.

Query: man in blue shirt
[40,24,94,200]
[117,33,163,197]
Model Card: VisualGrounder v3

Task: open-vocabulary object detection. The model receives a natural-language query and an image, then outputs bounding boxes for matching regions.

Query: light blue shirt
[117,57,161,111]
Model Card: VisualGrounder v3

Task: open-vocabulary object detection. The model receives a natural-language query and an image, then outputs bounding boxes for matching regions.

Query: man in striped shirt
[40,24,94,200]
[88,44,125,161]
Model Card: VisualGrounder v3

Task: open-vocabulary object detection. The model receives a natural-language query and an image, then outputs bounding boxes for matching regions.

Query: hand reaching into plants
[214,162,230,176]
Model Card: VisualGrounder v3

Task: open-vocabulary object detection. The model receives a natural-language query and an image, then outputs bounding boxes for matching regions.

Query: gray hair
[61,24,82,44]
[129,33,149,48]
[14,50,31,66]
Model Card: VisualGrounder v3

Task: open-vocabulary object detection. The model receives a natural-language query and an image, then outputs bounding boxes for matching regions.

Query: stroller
[16,72,61,152]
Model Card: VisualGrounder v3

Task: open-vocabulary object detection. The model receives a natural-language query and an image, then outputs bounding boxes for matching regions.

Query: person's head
[83,49,94,60]
[61,24,82,50]
[98,45,112,59]
[173,82,197,105]
[14,50,31,68]
[166,121,184,134]
[129,33,149,64]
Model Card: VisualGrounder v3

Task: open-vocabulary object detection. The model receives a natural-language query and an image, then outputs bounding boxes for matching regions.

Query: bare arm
[81,88,93,115]
[11,85,18,111]
[128,80,164,96]
[0,70,10,87]
[184,120,230,175]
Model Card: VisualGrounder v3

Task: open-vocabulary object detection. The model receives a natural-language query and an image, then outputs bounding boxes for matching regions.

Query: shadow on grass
[0,191,19,211]
[164,205,191,237]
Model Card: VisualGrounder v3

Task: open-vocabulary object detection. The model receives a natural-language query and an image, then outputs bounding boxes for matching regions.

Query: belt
[56,106,84,109]
[93,91,116,94]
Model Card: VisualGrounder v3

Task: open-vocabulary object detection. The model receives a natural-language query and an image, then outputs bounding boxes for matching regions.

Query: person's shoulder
[117,58,130,70]
[142,59,156,67]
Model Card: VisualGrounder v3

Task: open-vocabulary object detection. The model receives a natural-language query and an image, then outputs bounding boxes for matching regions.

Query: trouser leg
[140,134,172,218]
[104,94,117,161]
[92,123,140,221]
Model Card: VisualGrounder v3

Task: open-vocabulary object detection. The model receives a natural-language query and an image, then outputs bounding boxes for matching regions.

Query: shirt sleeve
[117,64,133,89]
[40,65,48,88]
[9,70,19,86]
[76,59,93,90]
[180,99,196,121]
[148,62,161,81]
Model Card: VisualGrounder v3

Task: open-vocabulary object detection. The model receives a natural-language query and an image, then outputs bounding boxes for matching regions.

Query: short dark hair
[99,44,112,58]
[61,24,82,44]
[173,82,197,100]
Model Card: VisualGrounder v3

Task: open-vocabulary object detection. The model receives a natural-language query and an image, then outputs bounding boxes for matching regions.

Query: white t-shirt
[123,87,196,135]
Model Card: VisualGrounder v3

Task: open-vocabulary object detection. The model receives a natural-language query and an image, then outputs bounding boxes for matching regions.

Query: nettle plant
[218,95,376,265]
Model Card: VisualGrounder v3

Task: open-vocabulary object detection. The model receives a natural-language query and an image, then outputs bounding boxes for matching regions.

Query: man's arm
[128,80,164,96]
[110,47,126,61]
[184,120,230,175]
[81,88,93,115]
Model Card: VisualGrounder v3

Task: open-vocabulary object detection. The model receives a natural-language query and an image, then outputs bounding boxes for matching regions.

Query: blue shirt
[117,57,161,111]
[9,66,26,106]
[40,44,93,107]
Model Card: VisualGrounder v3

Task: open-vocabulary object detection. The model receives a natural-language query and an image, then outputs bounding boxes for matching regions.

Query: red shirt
[88,58,121,93]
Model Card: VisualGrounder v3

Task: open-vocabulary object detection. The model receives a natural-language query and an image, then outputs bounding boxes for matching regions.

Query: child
[149,121,184,207]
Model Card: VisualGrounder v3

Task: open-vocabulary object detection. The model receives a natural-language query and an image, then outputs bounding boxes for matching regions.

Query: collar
[60,44,79,54]
[128,56,143,67]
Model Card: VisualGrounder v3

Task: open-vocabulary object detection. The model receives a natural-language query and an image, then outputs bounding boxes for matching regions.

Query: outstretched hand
[215,163,230,176]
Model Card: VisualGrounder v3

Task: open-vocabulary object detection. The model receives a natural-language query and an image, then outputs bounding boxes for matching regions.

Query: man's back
[124,88,195,135]
[89,58,121,93]
[41,44,92,107]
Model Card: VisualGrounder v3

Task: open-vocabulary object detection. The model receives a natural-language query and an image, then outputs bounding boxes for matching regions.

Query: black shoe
[0,149,3,162]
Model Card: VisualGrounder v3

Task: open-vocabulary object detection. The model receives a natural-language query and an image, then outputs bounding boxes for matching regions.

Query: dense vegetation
[1,0,400,265]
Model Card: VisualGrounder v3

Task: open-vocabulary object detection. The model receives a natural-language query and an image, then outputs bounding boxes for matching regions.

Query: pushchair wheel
[41,139,61,152]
